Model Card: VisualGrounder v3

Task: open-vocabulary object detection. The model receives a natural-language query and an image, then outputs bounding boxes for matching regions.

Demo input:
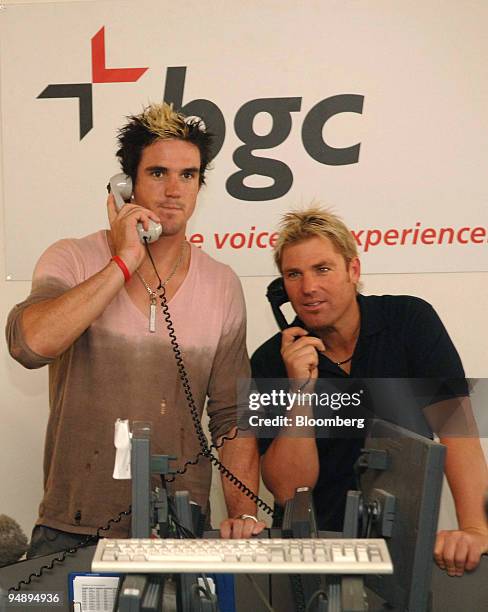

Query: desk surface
[1,541,486,612]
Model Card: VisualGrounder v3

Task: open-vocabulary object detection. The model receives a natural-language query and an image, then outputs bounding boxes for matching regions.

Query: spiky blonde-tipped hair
[116,102,213,186]
[274,206,358,271]
[139,102,190,139]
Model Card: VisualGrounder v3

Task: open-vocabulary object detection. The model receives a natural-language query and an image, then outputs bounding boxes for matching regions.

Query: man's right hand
[260,326,323,501]
[107,194,161,273]
[280,326,325,382]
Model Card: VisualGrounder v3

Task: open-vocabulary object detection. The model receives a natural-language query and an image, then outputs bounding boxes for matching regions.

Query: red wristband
[111,256,131,283]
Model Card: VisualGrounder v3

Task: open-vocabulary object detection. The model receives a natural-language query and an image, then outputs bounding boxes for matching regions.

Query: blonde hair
[274,206,358,271]
[139,102,190,139]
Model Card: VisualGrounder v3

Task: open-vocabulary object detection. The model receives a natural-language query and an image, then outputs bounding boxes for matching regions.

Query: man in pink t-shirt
[6,103,265,556]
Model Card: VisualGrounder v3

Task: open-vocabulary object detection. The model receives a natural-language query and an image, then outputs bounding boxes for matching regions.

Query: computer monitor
[359,418,446,612]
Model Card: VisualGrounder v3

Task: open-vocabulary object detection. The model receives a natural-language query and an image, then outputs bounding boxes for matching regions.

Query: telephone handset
[266,277,291,331]
[108,173,163,244]
[267,277,319,338]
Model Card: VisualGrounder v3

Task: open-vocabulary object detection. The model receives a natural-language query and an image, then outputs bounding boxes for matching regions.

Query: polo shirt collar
[290,295,386,375]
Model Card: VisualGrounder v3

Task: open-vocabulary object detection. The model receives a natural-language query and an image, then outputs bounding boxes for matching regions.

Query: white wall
[1,0,487,538]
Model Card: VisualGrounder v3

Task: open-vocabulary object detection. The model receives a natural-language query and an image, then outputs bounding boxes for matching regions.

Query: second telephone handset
[109,173,163,244]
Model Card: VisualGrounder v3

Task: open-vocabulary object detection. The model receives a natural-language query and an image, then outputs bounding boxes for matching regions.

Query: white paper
[113,419,132,479]
[72,575,120,612]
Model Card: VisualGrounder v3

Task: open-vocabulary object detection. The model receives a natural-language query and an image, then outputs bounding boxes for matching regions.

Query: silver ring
[238,514,259,523]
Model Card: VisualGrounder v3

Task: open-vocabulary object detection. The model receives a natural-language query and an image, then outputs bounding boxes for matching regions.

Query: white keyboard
[92,538,393,575]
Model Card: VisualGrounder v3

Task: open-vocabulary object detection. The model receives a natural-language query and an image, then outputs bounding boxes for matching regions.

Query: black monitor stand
[282,488,366,612]
[115,424,215,612]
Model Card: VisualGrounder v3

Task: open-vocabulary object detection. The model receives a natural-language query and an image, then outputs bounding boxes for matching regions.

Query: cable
[8,506,131,592]
[290,574,307,612]
[365,501,378,538]
[165,489,196,540]
[198,574,214,603]
[191,583,218,610]
[305,589,328,612]
[149,243,274,517]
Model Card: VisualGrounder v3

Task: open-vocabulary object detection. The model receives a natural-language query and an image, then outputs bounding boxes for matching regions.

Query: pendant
[149,293,157,333]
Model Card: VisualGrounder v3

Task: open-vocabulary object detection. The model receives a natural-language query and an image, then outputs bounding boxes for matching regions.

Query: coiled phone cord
[143,241,274,516]
[9,507,132,591]
[156,274,274,517]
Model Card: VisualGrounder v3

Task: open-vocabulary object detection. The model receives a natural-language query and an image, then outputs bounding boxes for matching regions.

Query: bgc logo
[165,68,364,201]
[39,27,364,201]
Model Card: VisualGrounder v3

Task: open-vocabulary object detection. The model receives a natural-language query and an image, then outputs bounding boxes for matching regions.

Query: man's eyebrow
[282,260,335,274]
[145,165,167,173]
[143,165,200,173]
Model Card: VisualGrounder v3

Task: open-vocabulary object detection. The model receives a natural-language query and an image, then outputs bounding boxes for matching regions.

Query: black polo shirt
[251,294,466,531]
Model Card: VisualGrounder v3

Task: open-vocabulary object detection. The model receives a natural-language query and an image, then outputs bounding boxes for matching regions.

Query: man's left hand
[434,528,488,576]
[219,516,266,539]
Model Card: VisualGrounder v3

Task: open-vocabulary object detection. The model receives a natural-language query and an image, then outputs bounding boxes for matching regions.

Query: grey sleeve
[206,270,251,444]
[5,280,70,369]
[5,240,80,369]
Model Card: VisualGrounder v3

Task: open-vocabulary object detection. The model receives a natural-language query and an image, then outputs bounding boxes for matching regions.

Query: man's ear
[348,257,361,284]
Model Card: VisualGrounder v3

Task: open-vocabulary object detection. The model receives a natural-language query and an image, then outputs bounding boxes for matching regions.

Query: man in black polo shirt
[251,207,488,576]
